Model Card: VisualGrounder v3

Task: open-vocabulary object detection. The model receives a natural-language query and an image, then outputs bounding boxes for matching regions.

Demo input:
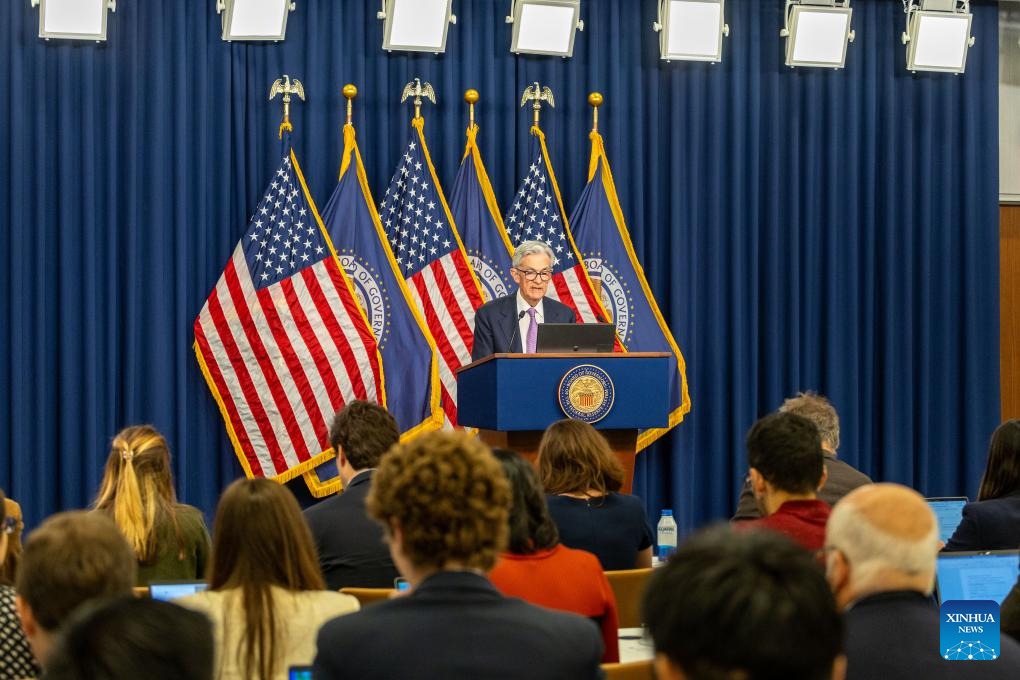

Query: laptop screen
[926,498,967,542]
[535,323,615,353]
[148,581,209,602]
[936,551,1019,605]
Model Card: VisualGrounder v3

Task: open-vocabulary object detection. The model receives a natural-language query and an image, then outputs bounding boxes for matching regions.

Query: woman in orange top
[488,449,619,663]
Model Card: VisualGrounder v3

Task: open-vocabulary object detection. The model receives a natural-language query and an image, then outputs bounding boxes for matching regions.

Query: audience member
[736,412,831,551]
[825,483,1020,679]
[15,511,136,667]
[303,401,401,589]
[1,487,40,679]
[42,596,213,680]
[943,419,1020,551]
[538,420,653,570]
[93,425,211,585]
[644,526,844,680]
[178,478,358,680]
[733,392,871,520]
[313,431,603,680]
[1,492,24,586]
[488,449,619,662]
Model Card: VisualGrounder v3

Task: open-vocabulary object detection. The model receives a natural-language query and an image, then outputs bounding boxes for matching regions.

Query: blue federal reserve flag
[303,123,443,497]
[449,124,514,303]
[569,130,691,449]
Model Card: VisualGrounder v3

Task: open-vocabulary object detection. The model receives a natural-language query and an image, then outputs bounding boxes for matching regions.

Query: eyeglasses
[514,268,552,282]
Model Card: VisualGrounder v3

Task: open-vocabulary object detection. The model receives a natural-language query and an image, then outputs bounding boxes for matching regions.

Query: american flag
[504,128,608,324]
[379,119,483,426]
[194,132,382,481]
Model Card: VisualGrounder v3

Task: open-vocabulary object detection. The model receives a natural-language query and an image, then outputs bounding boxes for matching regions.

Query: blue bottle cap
[661,509,673,517]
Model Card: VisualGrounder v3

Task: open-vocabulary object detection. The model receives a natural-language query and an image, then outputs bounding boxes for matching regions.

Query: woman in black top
[944,420,1020,551]
[538,420,653,570]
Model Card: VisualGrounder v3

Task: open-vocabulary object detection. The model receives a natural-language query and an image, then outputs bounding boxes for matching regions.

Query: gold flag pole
[400,77,437,120]
[342,83,357,125]
[465,88,479,129]
[588,92,603,133]
[520,82,555,128]
[269,74,306,131]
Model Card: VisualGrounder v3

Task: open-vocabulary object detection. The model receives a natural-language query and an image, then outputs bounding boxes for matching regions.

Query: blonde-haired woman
[94,425,210,585]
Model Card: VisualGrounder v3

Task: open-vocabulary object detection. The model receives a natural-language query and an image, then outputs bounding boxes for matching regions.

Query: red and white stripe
[546,263,604,323]
[195,245,380,479]
[404,250,482,426]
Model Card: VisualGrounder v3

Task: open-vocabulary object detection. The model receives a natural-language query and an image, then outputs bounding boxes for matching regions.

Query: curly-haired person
[312,431,603,680]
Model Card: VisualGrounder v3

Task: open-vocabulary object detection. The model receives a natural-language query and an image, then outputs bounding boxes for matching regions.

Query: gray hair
[512,241,554,268]
[826,499,939,594]
[779,392,840,452]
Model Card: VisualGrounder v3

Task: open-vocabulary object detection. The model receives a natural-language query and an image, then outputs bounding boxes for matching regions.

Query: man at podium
[471,241,576,361]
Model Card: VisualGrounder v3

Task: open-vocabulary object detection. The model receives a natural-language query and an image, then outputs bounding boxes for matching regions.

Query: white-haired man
[471,240,575,361]
[825,483,1020,679]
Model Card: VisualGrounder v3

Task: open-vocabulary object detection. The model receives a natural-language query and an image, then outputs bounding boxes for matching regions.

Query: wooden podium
[456,352,671,493]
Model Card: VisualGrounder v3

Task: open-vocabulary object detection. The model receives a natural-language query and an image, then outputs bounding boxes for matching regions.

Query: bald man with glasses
[471,241,576,361]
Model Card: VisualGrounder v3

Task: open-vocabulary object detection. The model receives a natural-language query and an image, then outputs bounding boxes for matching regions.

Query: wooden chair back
[604,567,654,628]
[601,660,654,680]
[339,587,394,608]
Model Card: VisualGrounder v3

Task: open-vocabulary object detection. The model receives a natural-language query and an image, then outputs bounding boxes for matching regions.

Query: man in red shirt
[736,412,831,551]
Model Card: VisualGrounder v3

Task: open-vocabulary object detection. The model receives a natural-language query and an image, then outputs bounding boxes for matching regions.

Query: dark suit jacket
[303,470,398,590]
[471,293,576,361]
[844,590,1020,679]
[943,491,1020,552]
[731,454,872,521]
[313,571,603,680]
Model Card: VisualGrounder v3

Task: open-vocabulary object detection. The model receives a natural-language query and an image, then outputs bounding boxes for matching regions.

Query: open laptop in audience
[926,496,968,543]
[148,580,209,602]
[935,550,1020,605]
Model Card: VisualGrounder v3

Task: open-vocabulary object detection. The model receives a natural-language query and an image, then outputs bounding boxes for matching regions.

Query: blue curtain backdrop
[0,0,1000,535]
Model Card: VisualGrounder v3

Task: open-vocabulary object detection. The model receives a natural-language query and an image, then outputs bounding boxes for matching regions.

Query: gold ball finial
[588,92,604,107]
[342,84,358,100]
[465,89,479,104]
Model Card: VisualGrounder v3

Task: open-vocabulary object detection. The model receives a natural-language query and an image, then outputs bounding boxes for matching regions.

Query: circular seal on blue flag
[558,365,615,424]
[338,253,390,349]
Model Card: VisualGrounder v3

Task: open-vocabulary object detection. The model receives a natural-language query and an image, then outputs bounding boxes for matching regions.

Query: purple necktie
[525,307,538,353]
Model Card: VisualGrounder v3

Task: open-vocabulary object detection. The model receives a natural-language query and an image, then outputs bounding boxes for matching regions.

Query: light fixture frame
[902,1,975,74]
[32,0,116,42]
[379,0,457,54]
[781,1,855,69]
[507,0,584,58]
[653,0,729,64]
[217,0,296,42]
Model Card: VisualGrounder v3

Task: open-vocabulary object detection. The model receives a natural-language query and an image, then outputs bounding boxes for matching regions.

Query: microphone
[506,310,528,353]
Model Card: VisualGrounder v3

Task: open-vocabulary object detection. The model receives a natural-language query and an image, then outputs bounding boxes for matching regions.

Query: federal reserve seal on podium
[558,365,615,423]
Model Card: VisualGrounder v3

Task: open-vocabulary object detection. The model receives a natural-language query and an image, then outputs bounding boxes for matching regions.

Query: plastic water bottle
[657,510,677,560]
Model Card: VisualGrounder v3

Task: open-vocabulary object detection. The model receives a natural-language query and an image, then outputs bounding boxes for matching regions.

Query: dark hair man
[736,411,831,551]
[733,392,872,520]
[643,526,845,680]
[42,596,214,680]
[15,511,136,667]
[314,431,603,679]
[303,400,401,589]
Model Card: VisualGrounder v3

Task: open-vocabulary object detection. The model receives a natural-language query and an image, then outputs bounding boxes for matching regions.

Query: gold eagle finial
[520,82,555,127]
[400,78,436,120]
[269,75,306,129]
